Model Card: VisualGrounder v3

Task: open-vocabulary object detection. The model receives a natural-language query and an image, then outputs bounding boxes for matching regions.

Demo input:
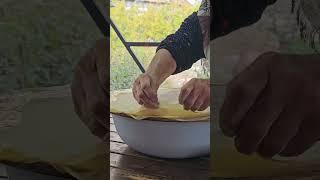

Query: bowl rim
[111,113,210,123]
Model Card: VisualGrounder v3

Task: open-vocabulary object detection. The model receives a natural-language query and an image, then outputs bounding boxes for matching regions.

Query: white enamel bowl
[112,114,210,159]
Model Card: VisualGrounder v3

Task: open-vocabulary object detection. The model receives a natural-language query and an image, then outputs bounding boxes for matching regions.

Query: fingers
[75,39,108,118]
[219,52,320,157]
[279,119,320,157]
[190,89,210,111]
[183,88,200,111]
[179,79,210,111]
[220,74,268,137]
[279,99,320,157]
[81,70,108,128]
[234,84,285,155]
[191,91,206,111]
[198,97,210,111]
[140,76,158,104]
[71,63,108,139]
[179,86,193,105]
[257,99,305,158]
[278,77,320,157]
[220,53,272,137]
[137,90,158,108]
[132,74,159,108]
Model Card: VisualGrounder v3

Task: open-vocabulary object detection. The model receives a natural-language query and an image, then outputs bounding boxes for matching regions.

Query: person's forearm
[157,12,206,74]
[145,49,176,87]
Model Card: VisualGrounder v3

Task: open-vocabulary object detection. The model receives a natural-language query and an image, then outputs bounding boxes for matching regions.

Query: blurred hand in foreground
[71,39,108,141]
[220,52,320,158]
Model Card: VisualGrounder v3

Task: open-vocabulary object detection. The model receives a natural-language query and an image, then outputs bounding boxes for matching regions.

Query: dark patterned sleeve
[156,12,205,74]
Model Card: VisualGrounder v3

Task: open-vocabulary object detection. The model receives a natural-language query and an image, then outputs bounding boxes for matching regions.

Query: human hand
[220,52,320,158]
[71,39,108,141]
[132,73,159,108]
[179,78,210,111]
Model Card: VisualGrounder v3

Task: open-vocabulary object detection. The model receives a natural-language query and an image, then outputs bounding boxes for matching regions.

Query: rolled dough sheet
[111,88,210,121]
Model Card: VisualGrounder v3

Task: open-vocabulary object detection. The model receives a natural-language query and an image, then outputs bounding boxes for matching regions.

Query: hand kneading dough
[110,88,210,121]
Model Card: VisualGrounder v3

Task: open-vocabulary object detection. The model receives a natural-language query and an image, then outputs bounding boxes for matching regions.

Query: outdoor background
[110,0,206,91]
[0,0,104,93]
[0,0,315,93]
[110,0,316,91]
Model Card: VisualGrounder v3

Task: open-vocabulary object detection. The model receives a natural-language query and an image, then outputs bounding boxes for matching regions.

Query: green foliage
[1,0,199,92]
[0,0,103,92]
[111,0,199,90]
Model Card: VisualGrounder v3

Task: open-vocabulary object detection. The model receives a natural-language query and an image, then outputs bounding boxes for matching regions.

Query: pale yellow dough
[110,88,210,121]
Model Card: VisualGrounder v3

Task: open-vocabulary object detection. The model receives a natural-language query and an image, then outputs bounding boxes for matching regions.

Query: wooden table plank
[110,153,162,176]
[110,153,209,180]
[111,141,209,171]
[110,167,165,180]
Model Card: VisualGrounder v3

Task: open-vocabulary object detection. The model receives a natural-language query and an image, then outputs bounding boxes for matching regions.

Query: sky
[186,0,202,5]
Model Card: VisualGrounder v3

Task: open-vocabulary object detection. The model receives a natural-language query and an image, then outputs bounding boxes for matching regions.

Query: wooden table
[0,163,73,180]
[109,114,320,180]
[110,116,210,180]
